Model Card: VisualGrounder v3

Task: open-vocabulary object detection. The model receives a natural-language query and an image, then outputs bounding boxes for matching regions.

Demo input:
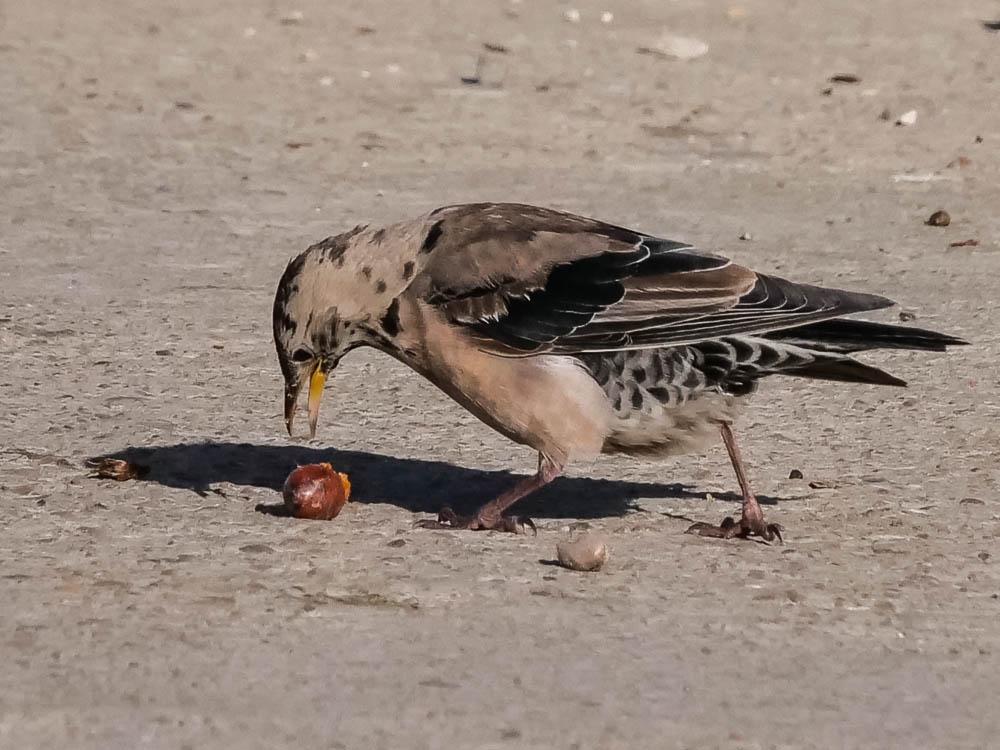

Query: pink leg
[686,423,783,543]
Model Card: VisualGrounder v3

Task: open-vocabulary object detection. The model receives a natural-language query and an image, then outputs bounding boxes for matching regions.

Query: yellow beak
[306,364,327,439]
[284,360,327,439]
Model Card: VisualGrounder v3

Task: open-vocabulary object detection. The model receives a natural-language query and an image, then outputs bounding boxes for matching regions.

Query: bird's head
[272,226,394,438]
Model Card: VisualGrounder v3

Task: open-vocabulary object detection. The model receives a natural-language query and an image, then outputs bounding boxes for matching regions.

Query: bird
[272,202,966,541]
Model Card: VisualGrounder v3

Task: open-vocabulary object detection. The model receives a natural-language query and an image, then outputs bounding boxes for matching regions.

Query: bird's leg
[417,453,563,534]
[686,422,783,543]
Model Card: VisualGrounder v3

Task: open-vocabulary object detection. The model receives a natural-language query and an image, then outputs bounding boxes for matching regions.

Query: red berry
[282,463,351,520]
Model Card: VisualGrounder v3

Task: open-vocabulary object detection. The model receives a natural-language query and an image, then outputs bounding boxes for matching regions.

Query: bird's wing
[408,203,894,355]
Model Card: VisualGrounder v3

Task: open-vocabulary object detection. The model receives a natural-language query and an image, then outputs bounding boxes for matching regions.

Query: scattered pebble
[386,63,401,74]
[563,8,581,23]
[299,48,318,62]
[808,480,837,489]
[461,55,485,85]
[892,173,948,183]
[946,156,972,169]
[895,109,918,127]
[601,11,614,24]
[983,20,1000,31]
[279,10,304,25]
[738,231,753,241]
[878,108,892,121]
[243,26,257,38]
[829,74,861,84]
[319,76,334,87]
[638,33,709,61]
[949,239,978,248]
[483,42,509,54]
[925,209,951,227]
[898,310,917,322]
[788,469,804,480]
[555,533,609,572]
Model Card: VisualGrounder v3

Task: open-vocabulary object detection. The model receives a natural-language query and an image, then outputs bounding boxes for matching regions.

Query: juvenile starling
[273,203,966,540]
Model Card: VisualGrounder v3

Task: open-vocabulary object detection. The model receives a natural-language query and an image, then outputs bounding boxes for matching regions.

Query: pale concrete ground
[1,0,999,748]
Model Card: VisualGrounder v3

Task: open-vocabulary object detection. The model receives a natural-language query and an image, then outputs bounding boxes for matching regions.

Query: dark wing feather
[412,203,895,355]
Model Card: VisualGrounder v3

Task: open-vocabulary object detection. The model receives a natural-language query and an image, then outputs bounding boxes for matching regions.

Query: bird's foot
[685,510,783,544]
[415,506,536,535]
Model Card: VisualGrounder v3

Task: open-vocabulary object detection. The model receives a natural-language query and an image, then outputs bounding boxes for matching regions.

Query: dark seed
[925,210,951,227]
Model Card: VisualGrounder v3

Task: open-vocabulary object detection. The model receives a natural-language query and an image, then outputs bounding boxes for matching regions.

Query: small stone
[555,533,609,572]
[949,239,978,248]
[829,74,860,84]
[279,10,304,25]
[600,11,614,23]
[738,231,752,241]
[639,33,709,61]
[563,8,581,23]
[898,311,917,322]
[959,497,984,505]
[895,109,917,127]
[925,209,951,227]
[319,76,334,87]
[788,469,804,480]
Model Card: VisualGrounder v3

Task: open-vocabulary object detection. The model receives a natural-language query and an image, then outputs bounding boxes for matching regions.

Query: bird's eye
[291,347,313,362]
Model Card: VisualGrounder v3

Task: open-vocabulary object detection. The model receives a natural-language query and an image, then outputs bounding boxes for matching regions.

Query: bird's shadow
[95,441,787,520]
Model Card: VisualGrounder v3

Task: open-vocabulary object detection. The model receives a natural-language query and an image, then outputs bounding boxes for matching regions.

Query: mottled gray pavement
[2,1,999,748]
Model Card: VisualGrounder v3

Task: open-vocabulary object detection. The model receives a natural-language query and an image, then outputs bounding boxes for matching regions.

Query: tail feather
[765,319,968,353]
[782,357,908,387]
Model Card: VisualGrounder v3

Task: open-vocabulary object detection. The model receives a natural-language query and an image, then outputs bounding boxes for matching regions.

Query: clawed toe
[685,516,784,544]
[685,517,741,539]
[415,506,536,535]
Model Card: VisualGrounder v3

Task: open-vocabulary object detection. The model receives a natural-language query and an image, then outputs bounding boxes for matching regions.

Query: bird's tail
[764,319,968,354]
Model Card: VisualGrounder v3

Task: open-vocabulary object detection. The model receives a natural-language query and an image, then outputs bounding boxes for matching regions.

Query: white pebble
[556,533,609,572]
[386,63,401,74]
[243,27,257,38]
[564,8,581,23]
[601,11,614,23]
[319,76,334,87]
[895,109,917,127]
[650,32,709,61]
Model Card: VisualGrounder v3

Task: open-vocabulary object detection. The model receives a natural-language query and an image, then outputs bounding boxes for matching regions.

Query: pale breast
[392,299,615,465]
